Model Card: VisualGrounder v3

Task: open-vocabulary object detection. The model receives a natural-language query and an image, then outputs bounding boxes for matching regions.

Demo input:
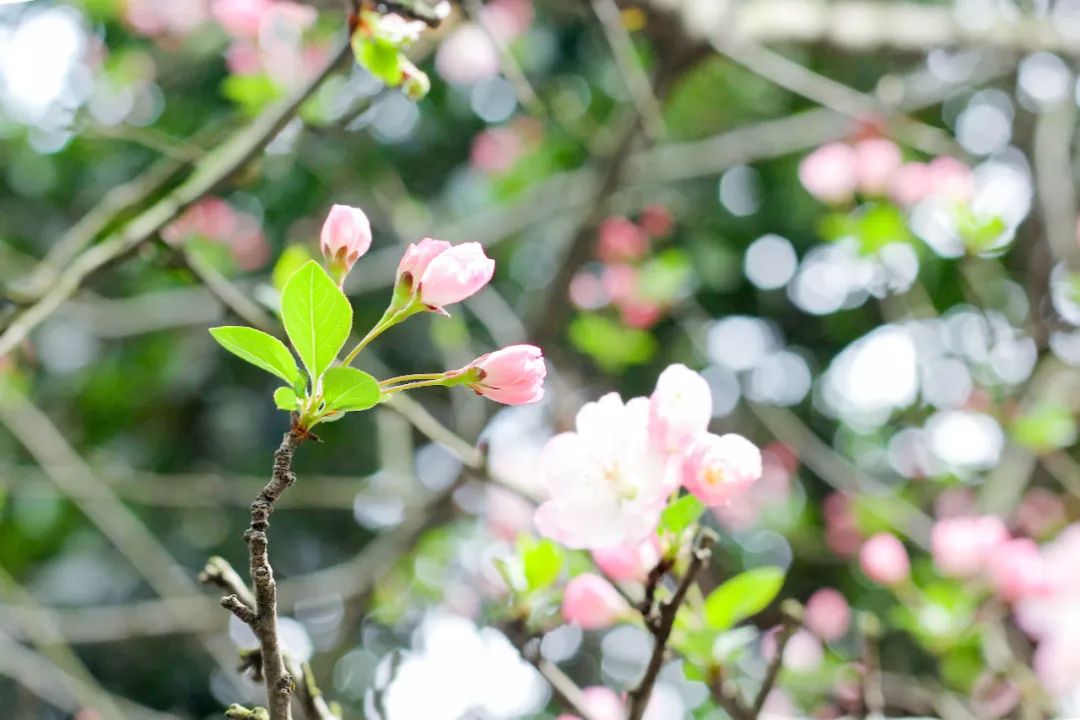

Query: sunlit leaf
[704,567,785,630]
[658,493,706,536]
[281,261,352,382]
[520,538,564,590]
[209,326,300,385]
[274,387,298,411]
[273,245,314,292]
[322,367,381,412]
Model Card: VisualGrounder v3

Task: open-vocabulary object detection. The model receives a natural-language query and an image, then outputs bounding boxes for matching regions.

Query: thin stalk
[381,378,450,394]
[379,373,446,386]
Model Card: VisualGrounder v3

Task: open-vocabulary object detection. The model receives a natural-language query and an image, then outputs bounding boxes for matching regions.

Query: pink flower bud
[989,538,1050,603]
[680,432,762,507]
[798,142,858,205]
[930,515,1008,578]
[463,344,546,405]
[640,203,673,238]
[320,204,372,281]
[803,587,851,641]
[649,364,712,454]
[859,533,909,586]
[929,155,974,203]
[890,162,933,206]
[592,536,661,584]
[397,240,495,311]
[562,574,628,630]
[597,216,648,262]
[853,138,902,196]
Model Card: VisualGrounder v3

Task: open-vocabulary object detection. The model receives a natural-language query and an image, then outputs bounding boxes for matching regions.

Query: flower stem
[381,378,451,393]
[379,372,446,386]
[340,299,423,367]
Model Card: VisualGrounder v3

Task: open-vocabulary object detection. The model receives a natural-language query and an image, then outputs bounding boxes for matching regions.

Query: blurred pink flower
[804,587,851,641]
[480,0,534,42]
[592,536,661,584]
[162,197,268,271]
[798,142,858,205]
[462,345,546,405]
[556,686,624,720]
[681,432,762,507]
[211,0,269,38]
[989,538,1049,603]
[648,363,712,454]
[601,262,637,302]
[930,515,1008,578]
[929,155,974,203]
[562,574,628,630]
[470,127,524,175]
[890,162,933,207]
[640,203,673,238]
[859,532,909,586]
[535,393,673,549]
[435,24,500,85]
[597,216,649,263]
[853,137,902,196]
[1014,488,1066,539]
[569,271,608,310]
[484,485,535,541]
[226,41,262,75]
[823,492,862,558]
[617,298,664,329]
[125,0,210,39]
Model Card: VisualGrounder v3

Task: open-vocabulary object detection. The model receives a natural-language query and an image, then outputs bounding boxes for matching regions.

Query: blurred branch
[0,630,181,720]
[0,382,239,674]
[710,38,960,155]
[463,0,547,122]
[513,638,603,720]
[644,0,1080,55]
[627,528,716,720]
[1033,98,1080,272]
[592,0,666,141]
[0,567,127,720]
[1,464,363,508]
[749,403,933,548]
[751,602,802,718]
[0,38,353,360]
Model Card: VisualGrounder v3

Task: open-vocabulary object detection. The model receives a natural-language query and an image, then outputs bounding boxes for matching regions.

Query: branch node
[224,704,269,720]
[221,594,257,625]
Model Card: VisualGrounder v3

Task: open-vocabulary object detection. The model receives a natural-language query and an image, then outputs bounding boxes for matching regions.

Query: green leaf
[274,387,298,411]
[209,326,301,385]
[221,73,284,116]
[1012,403,1078,453]
[704,567,785,631]
[281,261,352,382]
[658,494,706,536]
[322,367,381,412]
[272,245,314,292]
[352,37,403,86]
[520,538,564,590]
[568,314,657,372]
[855,203,912,254]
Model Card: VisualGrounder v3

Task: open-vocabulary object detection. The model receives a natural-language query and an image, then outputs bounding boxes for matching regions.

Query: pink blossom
[890,162,933,206]
[798,142,858,205]
[640,204,673,238]
[320,204,372,281]
[930,515,1008,578]
[681,432,762,507]
[397,240,495,311]
[617,298,664,329]
[853,138,902,196]
[211,0,269,38]
[463,345,546,405]
[470,127,524,175]
[162,197,268,270]
[556,686,625,720]
[823,492,862,558]
[601,263,637,302]
[226,42,262,75]
[435,24,500,85]
[480,0,534,42]
[648,364,712,454]
[989,538,1049,603]
[597,216,648,263]
[569,272,607,310]
[859,533,909,586]
[562,574,629,630]
[804,587,851,641]
[535,393,674,549]
[592,536,661,584]
[126,0,210,38]
[484,486,535,541]
[929,156,974,203]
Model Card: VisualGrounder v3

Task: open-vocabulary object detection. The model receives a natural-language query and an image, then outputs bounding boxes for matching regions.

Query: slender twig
[750,600,803,717]
[236,428,309,720]
[626,529,717,720]
[860,613,884,718]
[511,636,602,720]
[1033,97,1080,271]
[590,0,666,140]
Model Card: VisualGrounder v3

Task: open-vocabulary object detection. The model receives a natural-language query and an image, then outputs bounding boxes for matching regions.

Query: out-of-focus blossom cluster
[569,205,682,330]
[162,196,269,271]
[470,117,543,176]
[434,0,533,86]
